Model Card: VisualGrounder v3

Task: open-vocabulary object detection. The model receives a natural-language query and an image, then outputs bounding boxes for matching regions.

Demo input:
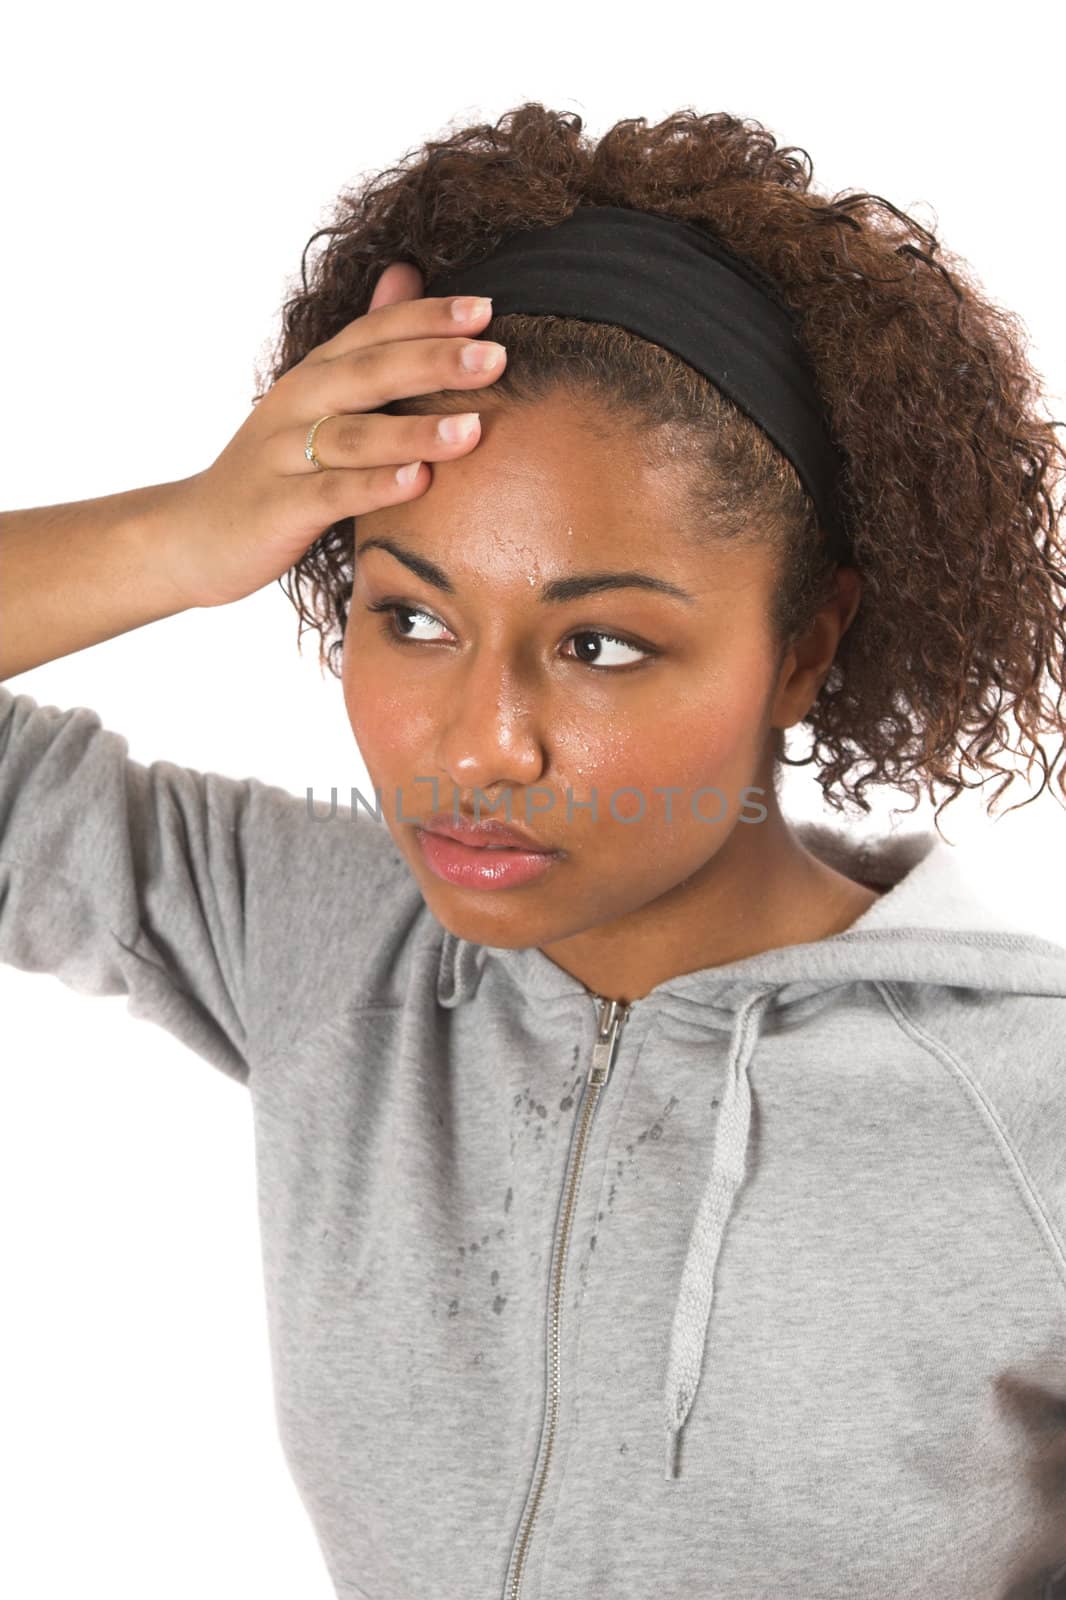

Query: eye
[363,602,655,672]
[561,630,651,670]
[367,601,450,645]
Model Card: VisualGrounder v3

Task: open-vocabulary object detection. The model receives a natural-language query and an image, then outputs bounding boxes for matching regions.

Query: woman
[2,105,1065,1598]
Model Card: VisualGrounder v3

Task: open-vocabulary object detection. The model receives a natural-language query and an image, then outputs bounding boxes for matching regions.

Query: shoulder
[888,985,1066,1252]
[233,777,436,1027]
[885,985,1065,1085]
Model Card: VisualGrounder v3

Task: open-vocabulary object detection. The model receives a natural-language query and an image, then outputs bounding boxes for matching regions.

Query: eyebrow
[355,535,697,606]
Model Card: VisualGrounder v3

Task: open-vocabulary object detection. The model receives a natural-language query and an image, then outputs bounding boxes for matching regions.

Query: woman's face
[342,391,846,968]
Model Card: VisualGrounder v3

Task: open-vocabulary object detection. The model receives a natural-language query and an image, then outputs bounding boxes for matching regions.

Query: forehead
[363,391,773,596]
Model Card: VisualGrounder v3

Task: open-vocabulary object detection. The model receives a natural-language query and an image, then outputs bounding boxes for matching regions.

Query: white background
[2,3,1065,1595]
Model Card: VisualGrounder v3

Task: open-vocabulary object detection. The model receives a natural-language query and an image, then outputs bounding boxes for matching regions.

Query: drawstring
[663,985,779,1480]
[440,926,783,1480]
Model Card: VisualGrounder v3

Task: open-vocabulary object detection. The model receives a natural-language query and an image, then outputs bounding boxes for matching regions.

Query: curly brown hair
[253,104,1066,829]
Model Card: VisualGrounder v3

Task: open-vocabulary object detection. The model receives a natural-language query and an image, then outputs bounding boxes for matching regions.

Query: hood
[432,818,1066,1481]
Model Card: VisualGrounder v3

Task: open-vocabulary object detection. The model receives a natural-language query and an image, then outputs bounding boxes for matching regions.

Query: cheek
[549,689,769,909]
[346,677,436,774]
[555,680,765,816]
[342,642,426,771]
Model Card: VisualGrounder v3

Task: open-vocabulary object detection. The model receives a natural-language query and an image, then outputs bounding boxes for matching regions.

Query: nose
[433,652,548,797]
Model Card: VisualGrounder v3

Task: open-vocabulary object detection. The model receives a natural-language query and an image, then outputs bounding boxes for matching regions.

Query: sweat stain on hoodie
[2,685,1065,1599]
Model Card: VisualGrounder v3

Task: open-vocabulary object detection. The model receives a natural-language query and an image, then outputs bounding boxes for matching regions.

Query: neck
[537,792,882,1004]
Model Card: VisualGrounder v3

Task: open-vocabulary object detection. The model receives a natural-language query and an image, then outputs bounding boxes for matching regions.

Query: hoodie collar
[436,820,1066,1013]
[433,819,1066,1479]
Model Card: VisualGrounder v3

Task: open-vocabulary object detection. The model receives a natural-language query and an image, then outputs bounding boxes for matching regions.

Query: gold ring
[305,414,339,472]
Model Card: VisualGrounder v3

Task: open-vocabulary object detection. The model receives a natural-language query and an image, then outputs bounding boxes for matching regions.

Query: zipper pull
[588,995,630,1087]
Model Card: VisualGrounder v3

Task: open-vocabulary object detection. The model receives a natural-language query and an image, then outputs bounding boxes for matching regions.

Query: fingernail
[438,413,480,443]
[452,297,493,322]
[461,342,505,371]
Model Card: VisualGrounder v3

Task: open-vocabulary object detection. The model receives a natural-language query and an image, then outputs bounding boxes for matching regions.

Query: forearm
[0,479,197,679]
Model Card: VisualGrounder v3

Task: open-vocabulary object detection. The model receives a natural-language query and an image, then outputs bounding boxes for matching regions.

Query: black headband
[423,204,853,562]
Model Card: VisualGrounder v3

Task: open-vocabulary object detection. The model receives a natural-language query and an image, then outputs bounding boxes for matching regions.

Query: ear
[368,260,426,313]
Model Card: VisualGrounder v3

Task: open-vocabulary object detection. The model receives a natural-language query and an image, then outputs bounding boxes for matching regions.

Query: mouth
[419,814,558,854]
[413,819,563,890]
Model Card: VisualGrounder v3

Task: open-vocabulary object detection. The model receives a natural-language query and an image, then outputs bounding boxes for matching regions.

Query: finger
[367,259,425,313]
[291,333,507,420]
[308,284,493,366]
[278,454,433,530]
[274,407,483,477]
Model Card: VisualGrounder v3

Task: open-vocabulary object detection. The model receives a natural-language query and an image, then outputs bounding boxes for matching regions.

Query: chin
[409,871,571,946]
[426,899,553,949]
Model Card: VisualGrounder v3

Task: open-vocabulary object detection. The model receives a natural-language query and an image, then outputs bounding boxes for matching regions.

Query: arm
[0,682,419,1086]
[0,684,253,1083]
[0,481,197,680]
[1,268,506,682]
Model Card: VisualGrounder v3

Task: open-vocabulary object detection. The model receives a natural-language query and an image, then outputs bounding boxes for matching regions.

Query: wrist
[124,474,211,613]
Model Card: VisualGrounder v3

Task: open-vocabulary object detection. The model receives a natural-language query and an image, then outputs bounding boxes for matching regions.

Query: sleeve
[0,685,257,1087]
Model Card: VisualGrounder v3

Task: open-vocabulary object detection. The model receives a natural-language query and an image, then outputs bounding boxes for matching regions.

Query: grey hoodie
[2,683,1066,1600]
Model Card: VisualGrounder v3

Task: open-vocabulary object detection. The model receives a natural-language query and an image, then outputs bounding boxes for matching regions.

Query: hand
[161,262,506,608]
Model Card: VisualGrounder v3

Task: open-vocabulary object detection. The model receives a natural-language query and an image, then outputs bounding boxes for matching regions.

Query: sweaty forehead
[353,519,776,618]
[355,526,706,604]
[359,395,765,590]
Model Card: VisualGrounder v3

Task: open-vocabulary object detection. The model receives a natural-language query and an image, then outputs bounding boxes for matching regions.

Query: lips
[419,812,556,853]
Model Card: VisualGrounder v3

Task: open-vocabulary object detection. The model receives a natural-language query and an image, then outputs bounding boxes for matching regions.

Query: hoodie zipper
[504,992,632,1600]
